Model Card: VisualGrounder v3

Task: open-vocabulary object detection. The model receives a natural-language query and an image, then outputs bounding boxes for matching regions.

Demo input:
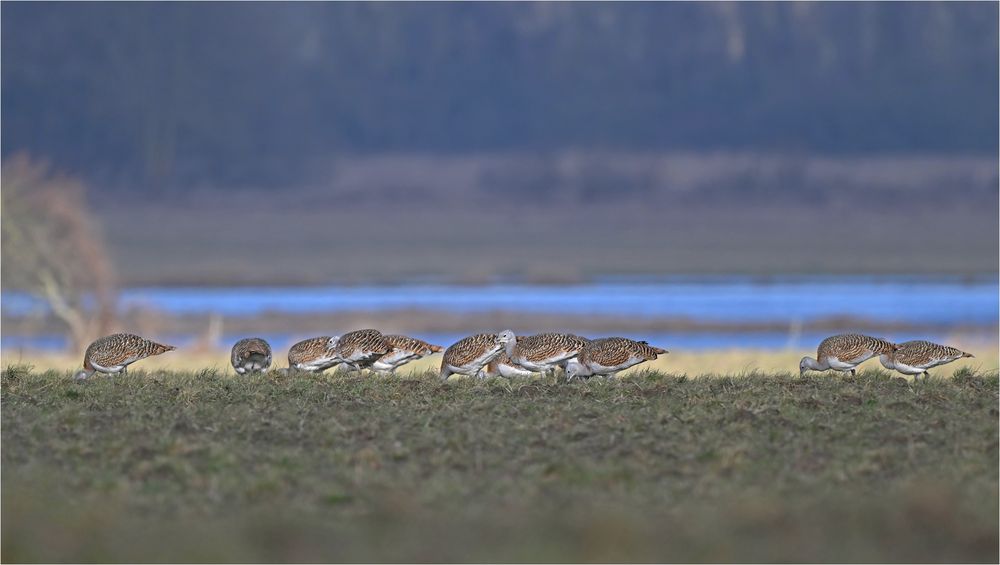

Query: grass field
[2,365,997,562]
[101,197,999,285]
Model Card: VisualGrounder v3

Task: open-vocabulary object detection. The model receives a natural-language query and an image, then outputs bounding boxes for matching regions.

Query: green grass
[2,366,998,563]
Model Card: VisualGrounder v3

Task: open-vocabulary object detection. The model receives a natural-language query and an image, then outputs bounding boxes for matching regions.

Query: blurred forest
[2,3,998,287]
[2,2,997,192]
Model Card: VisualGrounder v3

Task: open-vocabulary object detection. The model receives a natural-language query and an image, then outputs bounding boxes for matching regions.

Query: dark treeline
[2,2,997,192]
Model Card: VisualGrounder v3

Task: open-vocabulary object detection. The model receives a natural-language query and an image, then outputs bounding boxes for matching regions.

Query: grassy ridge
[2,367,998,562]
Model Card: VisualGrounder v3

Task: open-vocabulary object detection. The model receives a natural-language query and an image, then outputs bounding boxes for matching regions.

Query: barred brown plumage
[440,330,516,380]
[230,337,272,374]
[334,329,392,372]
[799,333,898,376]
[565,337,667,381]
[880,340,974,379]
[288,336,341,373]
[508,332,590,376]
[74,333,176,380]
[372,334,444,375]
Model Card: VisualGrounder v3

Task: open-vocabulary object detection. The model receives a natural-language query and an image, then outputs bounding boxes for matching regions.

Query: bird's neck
[805,357,827,371]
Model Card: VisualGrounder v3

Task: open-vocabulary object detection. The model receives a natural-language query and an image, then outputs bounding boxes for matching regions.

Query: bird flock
[73,330,974,381]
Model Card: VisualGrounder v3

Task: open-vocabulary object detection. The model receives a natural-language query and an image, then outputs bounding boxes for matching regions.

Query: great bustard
[799,334,898,376]
[288,336,341,373]
[333,329,392,373]
[507,332,590,377]
[879,340,974,379]
[371,334,444,375]
[565,337,666,381]
[231,337,272,374]
[439,330,516,381]
[74,333,176,380]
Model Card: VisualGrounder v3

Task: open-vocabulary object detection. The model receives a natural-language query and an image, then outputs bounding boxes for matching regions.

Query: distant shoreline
[4,278,997,337]
[4,309,996,349]
[28,272,999,289]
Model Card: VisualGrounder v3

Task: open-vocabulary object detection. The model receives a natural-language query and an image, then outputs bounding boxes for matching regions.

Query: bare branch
[2,154,118,351]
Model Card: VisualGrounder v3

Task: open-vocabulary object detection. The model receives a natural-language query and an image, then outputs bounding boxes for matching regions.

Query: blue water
[3,278,997,352]
[5,279,995,323]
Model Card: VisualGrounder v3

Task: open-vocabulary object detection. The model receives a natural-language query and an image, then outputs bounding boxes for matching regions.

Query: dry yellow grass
[6,342,996,378]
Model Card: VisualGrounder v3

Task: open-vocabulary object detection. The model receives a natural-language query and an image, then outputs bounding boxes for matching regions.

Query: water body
[135,280,1000,324]
[6,278,994,323]
[2,278,996,351]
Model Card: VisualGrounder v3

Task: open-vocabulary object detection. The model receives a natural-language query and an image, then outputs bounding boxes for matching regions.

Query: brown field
[95,153,999,286]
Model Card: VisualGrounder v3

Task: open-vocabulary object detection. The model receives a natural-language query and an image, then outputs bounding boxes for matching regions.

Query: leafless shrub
[1,154,118,351]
